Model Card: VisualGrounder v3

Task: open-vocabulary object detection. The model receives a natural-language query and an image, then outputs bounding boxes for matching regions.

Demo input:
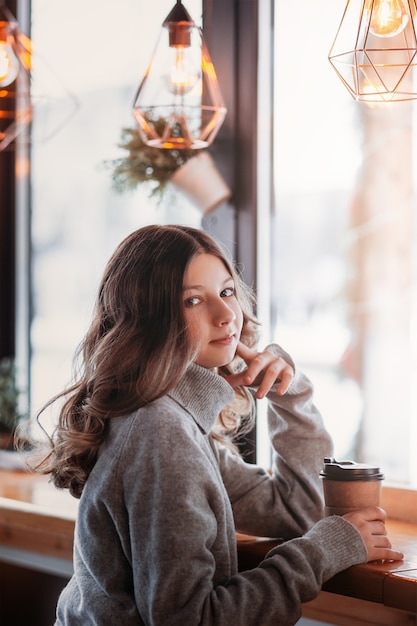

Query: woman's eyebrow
[183,284,204,291]
[183,277,233,291]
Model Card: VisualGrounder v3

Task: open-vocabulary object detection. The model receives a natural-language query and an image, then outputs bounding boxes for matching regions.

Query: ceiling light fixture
[132,0,226,150]
[0,4,32,151]
[329,0,417,103]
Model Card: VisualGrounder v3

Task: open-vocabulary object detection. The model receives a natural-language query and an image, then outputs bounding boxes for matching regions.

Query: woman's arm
[218,343,333,538]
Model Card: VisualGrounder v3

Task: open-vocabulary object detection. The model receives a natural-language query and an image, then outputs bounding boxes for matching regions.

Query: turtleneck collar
[168,363,235,434]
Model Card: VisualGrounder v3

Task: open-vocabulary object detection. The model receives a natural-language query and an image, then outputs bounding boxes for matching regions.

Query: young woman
[32,224,403,625]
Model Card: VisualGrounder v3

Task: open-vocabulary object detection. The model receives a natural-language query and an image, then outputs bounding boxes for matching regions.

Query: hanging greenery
[105,119,200,202]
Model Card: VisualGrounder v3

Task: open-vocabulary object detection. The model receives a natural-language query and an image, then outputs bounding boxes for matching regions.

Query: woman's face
[183,253,243,369]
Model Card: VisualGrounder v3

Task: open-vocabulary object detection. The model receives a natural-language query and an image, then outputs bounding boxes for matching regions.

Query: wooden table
[237,519,417,626]
[1,467,416,626]
[0,468,77,577]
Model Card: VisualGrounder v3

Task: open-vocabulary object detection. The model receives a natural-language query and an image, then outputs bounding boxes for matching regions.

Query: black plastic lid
[320,457,384,481]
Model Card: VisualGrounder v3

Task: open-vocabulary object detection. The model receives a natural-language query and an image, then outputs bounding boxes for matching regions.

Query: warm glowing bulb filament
[0,46,9,80]
[167,49,199,96]
[0,24,20,87]
[368,0,409,37]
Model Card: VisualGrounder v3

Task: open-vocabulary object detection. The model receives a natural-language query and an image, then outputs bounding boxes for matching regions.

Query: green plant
[106,119,199,202]
[0,357,22,434]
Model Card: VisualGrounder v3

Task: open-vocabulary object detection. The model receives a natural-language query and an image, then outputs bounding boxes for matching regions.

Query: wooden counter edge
[381,484,417,524]
[302,591,416,626]
[0,496,75,560]
[236,521,417,617]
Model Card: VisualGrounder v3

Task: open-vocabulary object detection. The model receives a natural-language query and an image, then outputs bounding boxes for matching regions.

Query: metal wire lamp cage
[329,0,417,103]
[0,3,32,151]
[132,0,227,150]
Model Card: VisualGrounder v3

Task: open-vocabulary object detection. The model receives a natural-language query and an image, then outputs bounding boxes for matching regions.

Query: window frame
[204,0,262,462]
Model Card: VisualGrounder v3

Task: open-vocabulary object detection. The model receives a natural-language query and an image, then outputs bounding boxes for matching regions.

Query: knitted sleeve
[217,343,334,538]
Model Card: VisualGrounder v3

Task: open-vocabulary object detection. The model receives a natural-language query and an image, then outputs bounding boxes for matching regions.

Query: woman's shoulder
[108,395,201,453]
[89,396,200,488]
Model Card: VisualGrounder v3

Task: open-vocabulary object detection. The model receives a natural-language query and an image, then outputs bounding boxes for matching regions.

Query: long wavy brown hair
[29,225,260,498]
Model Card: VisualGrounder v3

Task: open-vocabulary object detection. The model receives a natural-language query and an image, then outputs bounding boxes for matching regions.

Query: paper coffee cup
[320,457,384,517]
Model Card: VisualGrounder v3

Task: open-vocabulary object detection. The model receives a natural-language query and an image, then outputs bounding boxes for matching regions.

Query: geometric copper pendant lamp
[329,0,417,102]
[133,0,227,149]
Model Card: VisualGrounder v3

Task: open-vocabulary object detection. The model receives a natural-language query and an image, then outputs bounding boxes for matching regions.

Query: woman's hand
[343,507,404,563]
[224,342,294,399]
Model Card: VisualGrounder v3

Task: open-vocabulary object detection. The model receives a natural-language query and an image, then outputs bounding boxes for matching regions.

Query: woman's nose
[212,298,235,325]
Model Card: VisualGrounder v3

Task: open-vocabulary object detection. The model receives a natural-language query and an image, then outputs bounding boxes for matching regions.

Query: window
[29,0,203,418]
[271,0,416,486]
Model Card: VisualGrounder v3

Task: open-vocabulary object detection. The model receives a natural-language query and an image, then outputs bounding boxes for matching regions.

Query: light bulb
[165,48,200,96]
[367,0,409,38]
[0,23,20,87]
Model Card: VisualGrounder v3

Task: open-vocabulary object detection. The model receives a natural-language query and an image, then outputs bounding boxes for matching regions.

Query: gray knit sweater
[55,344,367,625]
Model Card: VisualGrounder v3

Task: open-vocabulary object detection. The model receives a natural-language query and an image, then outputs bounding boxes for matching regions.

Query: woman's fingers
[227,342,294,397]
[343,507,404,563]
[234,341,257,361]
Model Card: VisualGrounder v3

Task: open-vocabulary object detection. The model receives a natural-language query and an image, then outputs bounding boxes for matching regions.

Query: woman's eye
[185,296,201,307]
[221,287,235,297]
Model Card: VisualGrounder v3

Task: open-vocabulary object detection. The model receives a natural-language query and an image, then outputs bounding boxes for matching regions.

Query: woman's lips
[210,334,235,345]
